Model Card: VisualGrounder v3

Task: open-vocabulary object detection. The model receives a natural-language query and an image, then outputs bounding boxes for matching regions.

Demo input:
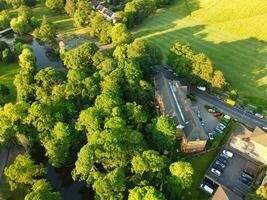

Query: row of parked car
[211,150,233,177]
[239,169,254,185]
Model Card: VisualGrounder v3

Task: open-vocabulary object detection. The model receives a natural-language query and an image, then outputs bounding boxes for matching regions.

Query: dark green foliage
[0,10,10,30]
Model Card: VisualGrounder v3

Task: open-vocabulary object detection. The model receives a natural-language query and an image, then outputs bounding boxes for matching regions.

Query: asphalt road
[0,148,8,182]
[156,65,267,130]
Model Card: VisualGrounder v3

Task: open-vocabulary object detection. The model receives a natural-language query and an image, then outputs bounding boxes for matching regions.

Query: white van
[200,184,214,194]
[211,168,221,176]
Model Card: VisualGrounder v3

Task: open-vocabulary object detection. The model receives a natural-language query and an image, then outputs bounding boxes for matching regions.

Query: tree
[128,186,167,200]
[64,0,76,16]
[2,47,13,63]
[0,102,30,145]
[147,115,176,151]
[131,150,166,175]
[25,179,62,200]
[33,16,56,44]
[212,70,227,88]
[45,0,65,13]
[18,5,32,20]
[0,10,10,30]
[10,16,31,35]
[63,42,98,69]
[0,83,9,97]
[73,0,93,27]
[256,186,267,199]
[4,153,46,190]
[42,122,77,167]
[14,48,37,102]
[169,161,193,189]
[93,168,126,200]
[111,23,133,46]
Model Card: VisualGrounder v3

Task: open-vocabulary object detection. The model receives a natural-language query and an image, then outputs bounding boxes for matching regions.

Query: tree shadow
[138,24,267,101]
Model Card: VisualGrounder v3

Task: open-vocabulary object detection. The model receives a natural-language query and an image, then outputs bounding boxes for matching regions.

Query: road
[156,65,267,130]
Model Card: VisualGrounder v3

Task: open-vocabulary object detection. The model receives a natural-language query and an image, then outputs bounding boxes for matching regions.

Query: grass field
[183,149,218,200]
[0,62,19,102]
[132,0,267,106]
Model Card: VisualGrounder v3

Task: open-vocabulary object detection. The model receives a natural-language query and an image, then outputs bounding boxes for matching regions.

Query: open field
[0,62,19,102]
[132,0,267,106]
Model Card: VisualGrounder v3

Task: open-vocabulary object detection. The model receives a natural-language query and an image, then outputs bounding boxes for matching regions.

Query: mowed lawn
[132,0,267,104]
[0,62,19,101]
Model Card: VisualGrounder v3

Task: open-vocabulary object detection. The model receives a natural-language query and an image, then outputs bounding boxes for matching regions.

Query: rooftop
[154,72,207,141]
[212,185,242,200]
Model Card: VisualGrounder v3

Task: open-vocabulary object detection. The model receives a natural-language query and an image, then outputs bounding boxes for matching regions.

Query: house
[212,185,242,200]
[96,4,116,23]
[154,72,208,153]
[230,125,267,164]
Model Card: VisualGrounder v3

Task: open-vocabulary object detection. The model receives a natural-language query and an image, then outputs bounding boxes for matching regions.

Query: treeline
[168,42,227,88]
[0,40,194,199]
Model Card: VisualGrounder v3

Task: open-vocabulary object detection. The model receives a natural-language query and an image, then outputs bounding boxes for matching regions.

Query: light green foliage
[88,13,112,44]
[111,23,133,46]
[0,102,29,145]
[34,67,65,101]
[128,186,167,200]
[0,10,9,30]
[45,0,65,13]
[10,16,31,34]
[256,186,267,199]
[4,153,46,190]
[147,115,176,151]
[63,42,98,69]
[33,16,56,44]
[14,48,37,102]
[169,161,193,189]
[93,168,126,200]
[73,0,93,27]
[42,122,75,167]
[131,150,166,175]
[25,179,62,200]
[18,5,32,20]
[64,0,76,17]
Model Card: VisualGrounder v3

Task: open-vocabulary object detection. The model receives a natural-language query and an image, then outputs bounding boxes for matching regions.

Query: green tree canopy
[4,153,46,190]
[128,186,167,200]
[111,23,133,46]
[33,16,56,44]
[45,0,65,13]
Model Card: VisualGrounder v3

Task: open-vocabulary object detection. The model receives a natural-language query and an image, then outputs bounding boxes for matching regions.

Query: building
[212,185,242,200]
[230,125,267,164]
[154,72,208,153]
[96,4,116,23]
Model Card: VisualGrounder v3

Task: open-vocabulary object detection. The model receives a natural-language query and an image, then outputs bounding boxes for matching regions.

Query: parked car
[213,164,224,173]
[222,150,233,158]
[243,169,254,178]
[263,125,267,130]
[215,128,223,134]
[200,184,214,194]
[223,115,231,120]
[215,160,226,169]
[208,109,216,113]
[218,156,227,164]
[255,113,264,119]
[213,112,222,117]
[241,172,253,182]
[197,86,206,91]
[211,168,221,176]
[208,132,214,140]
[239,176,251,185]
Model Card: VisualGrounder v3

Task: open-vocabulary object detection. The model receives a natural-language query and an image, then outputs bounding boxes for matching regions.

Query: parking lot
[206,147,260,198]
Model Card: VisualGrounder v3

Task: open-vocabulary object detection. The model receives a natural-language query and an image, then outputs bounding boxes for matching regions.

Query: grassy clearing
[0,61,19,102]
[132,0,267,106]
[182,150,218,200]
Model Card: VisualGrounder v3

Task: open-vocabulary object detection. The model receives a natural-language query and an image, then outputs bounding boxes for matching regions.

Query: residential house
[96,4,116,23]
[154,72,208,153]
[230,125,267,164]
[212,185,242,200]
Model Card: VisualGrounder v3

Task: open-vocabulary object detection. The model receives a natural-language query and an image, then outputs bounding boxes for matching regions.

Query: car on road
[222,150,233,158]
[255,113,264,119]
[211,168,221,176]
